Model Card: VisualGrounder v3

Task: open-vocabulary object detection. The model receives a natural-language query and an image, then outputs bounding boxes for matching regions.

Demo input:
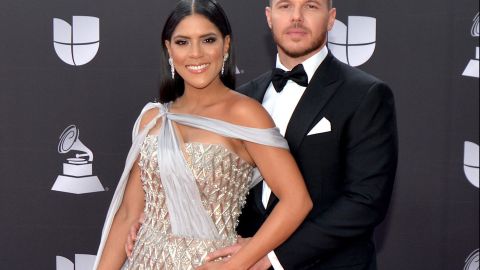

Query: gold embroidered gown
[125,138,253,269]
[93,103,288,270]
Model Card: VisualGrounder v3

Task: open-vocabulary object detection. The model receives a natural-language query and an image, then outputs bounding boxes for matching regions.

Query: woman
[94,0,312,269]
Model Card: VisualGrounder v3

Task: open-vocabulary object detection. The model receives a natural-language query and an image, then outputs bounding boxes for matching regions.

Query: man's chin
[282,47,320,58]
[273,31,325,58]
[277,39,324,59]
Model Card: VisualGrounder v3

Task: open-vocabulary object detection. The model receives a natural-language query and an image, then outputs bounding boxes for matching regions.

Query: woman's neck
[173,79,229,113]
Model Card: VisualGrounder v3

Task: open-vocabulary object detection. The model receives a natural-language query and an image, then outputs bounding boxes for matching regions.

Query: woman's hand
[125,213,145,257]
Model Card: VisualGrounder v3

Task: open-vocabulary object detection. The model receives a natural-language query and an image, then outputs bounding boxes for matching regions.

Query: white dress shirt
[261,46,328,269]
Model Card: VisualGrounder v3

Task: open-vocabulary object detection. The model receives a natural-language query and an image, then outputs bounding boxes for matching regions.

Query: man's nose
[291,6,304,24]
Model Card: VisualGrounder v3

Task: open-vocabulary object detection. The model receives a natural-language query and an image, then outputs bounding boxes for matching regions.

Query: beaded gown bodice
[92,102,288,270]
[126,135,254,270]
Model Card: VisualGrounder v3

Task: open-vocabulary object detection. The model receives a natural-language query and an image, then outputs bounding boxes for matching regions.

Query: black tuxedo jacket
[236,53,398,270]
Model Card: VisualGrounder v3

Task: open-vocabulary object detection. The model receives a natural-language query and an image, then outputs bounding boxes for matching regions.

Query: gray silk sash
[93,102,288,269]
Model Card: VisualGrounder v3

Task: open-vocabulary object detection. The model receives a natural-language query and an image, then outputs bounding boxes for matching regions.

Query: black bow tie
[271,64,309,92]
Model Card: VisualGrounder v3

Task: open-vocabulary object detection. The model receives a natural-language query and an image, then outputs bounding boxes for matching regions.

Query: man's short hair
[268,0,333,9]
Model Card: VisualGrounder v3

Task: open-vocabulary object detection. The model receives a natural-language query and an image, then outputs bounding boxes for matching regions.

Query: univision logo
[56,254,96,270]
[464,141,479,188]
[53,16,100,66]
[328,16,376,67]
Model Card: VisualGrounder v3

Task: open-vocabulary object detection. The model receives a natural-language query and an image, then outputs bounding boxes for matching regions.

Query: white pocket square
[307,117,331,136]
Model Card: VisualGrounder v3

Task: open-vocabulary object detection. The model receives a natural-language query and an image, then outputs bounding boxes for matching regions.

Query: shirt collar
[275,46,329,83]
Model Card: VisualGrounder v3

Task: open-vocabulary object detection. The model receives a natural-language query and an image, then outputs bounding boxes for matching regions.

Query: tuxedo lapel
[250,71,272,103]
[266,191,278,211]
[284,53,341,154]
[265,54,342,212]
[252,182,266,214]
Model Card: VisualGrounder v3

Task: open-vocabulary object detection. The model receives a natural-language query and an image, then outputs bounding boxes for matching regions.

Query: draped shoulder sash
[93,102,288,269]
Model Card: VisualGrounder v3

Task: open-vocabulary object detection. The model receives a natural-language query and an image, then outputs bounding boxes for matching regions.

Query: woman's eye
[204,37,217,43]
[174,40,188,46]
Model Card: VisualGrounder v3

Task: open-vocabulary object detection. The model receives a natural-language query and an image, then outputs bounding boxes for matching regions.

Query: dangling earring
[168,57,175,79]
[221,53,229,75]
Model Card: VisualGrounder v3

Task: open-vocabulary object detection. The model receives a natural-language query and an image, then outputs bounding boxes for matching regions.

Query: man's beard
[273,28,326,58]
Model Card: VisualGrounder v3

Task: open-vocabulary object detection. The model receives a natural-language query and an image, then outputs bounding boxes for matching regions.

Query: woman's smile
[186,63,210,73]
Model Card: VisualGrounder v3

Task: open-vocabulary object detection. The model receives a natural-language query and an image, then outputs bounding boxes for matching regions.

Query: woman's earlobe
[224,35,231,55]
[165,40,172,55]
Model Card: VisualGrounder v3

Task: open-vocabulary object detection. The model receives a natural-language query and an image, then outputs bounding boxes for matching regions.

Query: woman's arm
[97,109,159,270]
[97,160,144,269]
[206,98,312,270]
[228,143,312,270]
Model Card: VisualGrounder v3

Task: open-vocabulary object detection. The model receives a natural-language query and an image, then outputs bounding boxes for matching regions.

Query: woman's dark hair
[159,0,236,103]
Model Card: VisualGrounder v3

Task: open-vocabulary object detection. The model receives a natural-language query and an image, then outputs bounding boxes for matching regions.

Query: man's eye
[278,4,290,9]
[306,4,319,9]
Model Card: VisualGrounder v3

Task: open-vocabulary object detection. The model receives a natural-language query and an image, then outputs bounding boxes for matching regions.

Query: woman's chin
[185,80,214,90]
[183,76,219,90]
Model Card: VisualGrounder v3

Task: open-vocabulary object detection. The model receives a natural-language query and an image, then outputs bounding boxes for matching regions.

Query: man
[128,0,398,269]
[207,0,398,269]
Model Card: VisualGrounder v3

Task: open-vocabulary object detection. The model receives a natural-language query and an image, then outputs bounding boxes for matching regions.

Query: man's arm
[274,82,398,268]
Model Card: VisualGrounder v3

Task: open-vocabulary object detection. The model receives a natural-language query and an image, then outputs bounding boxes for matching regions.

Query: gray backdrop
[0,0,478,269]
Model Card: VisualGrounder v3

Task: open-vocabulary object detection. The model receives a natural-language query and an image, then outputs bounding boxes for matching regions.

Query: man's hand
[204,237,272,270]
[248,256,271,270]
[196,261,231,270]
[204,237,248,262]
[124,213,145,257]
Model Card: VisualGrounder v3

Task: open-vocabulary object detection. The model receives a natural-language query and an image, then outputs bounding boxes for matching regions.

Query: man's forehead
[271,0,324,4]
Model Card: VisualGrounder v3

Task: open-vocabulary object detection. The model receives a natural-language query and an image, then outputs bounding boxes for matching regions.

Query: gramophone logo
[56,254,96,270]
[52,125,104,194]
[464,249,479,270]
[328,16,376,67]
[464,141,479,188]
[53,16,100,66]
[463,13,479,78]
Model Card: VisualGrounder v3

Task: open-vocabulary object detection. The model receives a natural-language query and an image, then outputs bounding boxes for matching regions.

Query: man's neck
[277,45,326,70]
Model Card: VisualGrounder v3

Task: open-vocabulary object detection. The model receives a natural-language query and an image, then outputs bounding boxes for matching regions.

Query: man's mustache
[285,24,310,33]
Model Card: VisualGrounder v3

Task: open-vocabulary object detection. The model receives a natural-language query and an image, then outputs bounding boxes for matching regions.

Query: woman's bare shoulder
[138,106,162,130]
[224,91,275,129]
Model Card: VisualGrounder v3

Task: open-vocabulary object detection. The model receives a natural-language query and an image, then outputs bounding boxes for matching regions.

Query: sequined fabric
[125,135,253,270]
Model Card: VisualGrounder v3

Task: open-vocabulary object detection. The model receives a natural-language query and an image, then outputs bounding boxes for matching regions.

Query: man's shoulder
[332,57,385,86]
[236,71,272,95]
[324,56,392,101]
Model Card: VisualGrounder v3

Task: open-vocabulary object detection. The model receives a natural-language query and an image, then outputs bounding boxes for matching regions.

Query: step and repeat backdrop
[0,0,478,269]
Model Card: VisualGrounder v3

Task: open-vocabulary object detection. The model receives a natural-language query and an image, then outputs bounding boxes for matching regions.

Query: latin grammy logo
[52,125,104,194]
[464,249,479,270]
[463,13,479,78]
